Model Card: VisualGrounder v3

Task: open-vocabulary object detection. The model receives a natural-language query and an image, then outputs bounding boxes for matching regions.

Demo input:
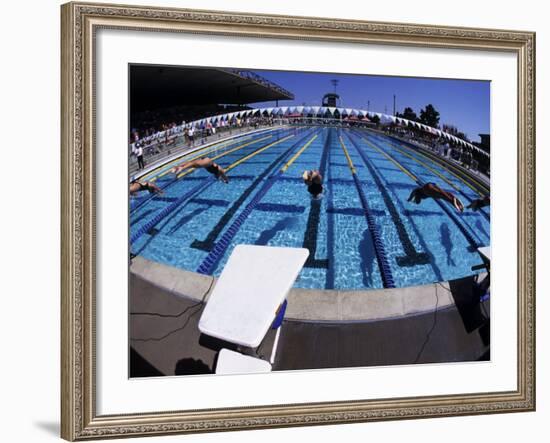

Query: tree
[443,123,470,142]
[419,104,440,128]
[399,107,418,122]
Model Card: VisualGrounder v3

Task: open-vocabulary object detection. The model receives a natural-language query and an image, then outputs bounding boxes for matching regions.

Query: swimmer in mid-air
[407,182,464,212]
[129,180,163,196]
[170,157,229,183]
[302,169,323,199]
[467,195,490,211]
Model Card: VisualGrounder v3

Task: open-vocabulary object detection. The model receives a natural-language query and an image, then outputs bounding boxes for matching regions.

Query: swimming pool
[130,126,490,290]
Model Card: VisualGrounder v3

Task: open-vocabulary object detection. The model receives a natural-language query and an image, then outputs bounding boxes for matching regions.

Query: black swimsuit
[307,182,323,197]
[205,163,220,177]
[131,181,148,191]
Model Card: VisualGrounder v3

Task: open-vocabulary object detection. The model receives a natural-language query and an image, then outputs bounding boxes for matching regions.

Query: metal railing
[273,116,376,128]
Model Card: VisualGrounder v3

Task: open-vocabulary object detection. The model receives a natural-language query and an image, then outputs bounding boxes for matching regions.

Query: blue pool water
[130,127,489,290]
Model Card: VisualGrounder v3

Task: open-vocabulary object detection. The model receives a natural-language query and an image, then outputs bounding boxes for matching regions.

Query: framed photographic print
[61,1,536,440]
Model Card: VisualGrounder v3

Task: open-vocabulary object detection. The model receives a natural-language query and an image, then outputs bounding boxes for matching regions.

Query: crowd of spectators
[130,113,276,170]
[130,104,251,142]
[282,116,376,128]
[130,108,489,178]
[382,124,489,176]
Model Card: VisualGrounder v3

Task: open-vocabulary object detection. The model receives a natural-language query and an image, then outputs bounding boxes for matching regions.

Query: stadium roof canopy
[131,65,294,112]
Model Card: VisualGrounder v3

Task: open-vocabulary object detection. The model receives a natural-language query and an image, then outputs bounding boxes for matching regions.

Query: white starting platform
[477,246,491,263]
[198,244,309,348]
[215,349,272,375]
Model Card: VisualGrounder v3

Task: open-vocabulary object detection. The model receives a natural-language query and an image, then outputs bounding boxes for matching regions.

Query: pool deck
[130,257,490,377]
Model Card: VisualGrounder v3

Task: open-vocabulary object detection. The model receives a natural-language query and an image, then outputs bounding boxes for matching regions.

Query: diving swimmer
[302,170,323,199]
[407,182,464,212]
[171,157,229,183]
[130,180,163,196]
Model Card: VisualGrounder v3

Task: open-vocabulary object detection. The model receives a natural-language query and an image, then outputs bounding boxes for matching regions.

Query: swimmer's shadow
[395,252,431,267]
[395,245,477,267]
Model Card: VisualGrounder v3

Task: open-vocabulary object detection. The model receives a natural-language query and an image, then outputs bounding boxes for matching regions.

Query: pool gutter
[130,256,469,323]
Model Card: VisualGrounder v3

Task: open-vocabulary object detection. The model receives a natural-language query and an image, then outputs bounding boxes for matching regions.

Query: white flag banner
[295,106,304,114]
[327,107,336,116]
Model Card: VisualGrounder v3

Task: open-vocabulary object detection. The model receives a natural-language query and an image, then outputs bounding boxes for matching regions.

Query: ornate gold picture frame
[61,1,535,440]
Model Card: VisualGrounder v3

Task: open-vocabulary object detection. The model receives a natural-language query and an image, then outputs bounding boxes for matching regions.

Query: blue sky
[251,70,490,143]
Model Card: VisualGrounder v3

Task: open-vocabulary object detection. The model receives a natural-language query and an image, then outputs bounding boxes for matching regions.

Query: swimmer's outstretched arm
[312,171,323,184]
[440,192,464,212]
[467,195,490,211]
[147,182,163,194]
[218,168,229,184]
[407,188,418,202]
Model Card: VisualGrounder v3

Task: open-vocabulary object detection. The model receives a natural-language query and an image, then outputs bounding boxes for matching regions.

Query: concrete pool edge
[130,256,460,322]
